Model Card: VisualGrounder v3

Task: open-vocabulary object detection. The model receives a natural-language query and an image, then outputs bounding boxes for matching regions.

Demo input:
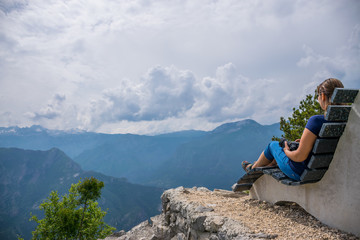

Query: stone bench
[233,88,359,190]
[232,88,360,236]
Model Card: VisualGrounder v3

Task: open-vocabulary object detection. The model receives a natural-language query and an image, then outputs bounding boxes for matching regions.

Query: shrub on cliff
[30,177,115,240]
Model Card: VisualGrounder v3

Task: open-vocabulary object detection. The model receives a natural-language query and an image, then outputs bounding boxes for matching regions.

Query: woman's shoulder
[306,115,326,135]
[308,115,325,122]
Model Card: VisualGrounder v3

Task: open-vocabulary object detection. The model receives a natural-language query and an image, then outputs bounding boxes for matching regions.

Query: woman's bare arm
[283,128,317,162]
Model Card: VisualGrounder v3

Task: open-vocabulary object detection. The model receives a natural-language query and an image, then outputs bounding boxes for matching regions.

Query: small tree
[273,92,323,141]
[30,177,115,240]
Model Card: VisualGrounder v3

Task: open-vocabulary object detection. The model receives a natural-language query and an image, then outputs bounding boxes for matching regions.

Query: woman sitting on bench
[242,78,344,181]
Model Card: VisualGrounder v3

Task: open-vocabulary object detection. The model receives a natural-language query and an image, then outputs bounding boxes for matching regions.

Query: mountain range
[145,120,282,189]
[0,119,283,239]
[0,120,282,190]
[0,147,163,240]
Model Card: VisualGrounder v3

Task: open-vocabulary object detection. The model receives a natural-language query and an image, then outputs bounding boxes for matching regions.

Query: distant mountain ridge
[0,125,86,136]
[0,120,283,190]
[0,125,207,161]
[0,147,163,240]
[145,120,281,189]
[211,119,262,134]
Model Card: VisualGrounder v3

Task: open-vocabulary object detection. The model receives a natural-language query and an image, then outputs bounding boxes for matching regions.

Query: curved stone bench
[249,93,360,237]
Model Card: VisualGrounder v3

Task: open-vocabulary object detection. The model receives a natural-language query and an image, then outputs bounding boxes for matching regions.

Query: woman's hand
[284,129,317,162]
[283,141,290,152]
[295,139,300,142]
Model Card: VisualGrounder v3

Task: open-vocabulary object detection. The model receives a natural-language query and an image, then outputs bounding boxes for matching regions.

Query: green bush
[30,177,115,240]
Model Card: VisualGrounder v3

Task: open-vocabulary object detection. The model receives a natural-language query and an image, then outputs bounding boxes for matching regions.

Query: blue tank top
[289,115,327,176]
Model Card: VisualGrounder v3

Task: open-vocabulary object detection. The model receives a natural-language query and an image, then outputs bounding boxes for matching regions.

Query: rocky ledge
[104,187,358,240]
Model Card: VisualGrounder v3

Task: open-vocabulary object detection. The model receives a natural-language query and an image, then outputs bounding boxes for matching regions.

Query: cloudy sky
[0,0,359,134]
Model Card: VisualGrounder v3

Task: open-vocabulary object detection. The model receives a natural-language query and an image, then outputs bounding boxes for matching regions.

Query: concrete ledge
[250,93,360,237]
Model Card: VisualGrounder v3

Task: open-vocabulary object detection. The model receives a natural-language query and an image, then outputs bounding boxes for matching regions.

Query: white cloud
[74,63,296,133]
[25,94,66,120]
[297,24,360,87]
[190,63,251,121]
[0,0,359,134]
[81,65,197,129]
[139,66,196,120]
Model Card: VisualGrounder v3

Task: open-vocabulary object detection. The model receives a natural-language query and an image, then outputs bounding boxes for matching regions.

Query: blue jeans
[263,141,301,181]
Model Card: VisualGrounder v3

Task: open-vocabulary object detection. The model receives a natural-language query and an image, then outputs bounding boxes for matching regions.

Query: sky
[0,0,359,135]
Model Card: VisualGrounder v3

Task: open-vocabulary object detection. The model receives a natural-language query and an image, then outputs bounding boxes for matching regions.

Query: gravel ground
[182,188,359,240]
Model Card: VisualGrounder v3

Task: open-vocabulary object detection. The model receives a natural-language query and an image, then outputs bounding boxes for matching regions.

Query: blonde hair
[317,78,344,110]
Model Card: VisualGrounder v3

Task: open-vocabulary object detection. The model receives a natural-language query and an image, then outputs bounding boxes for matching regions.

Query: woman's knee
[269,141,279,149]
[264,141,279,160]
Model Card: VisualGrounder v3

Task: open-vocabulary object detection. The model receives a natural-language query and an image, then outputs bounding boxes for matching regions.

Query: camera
[279,137,299,151]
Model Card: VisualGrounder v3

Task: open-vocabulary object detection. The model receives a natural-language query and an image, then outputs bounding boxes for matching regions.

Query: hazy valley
[0,119,282,239]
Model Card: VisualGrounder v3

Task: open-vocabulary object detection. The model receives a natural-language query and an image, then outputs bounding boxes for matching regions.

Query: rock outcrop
[104,186,357,240]
[104,187,277,240]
